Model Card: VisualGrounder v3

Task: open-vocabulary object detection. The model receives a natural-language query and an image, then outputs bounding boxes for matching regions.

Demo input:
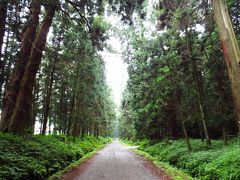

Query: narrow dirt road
[62,141,170,180]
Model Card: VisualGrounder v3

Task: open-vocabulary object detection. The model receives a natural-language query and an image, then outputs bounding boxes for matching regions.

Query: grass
[48,143,107,180]
[122,138,240,180]
[120,141,195,180]
[0,132,111,180]
[133,149,195,180]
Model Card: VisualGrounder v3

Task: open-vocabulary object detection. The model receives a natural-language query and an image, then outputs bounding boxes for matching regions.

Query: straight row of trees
[0,0,116,136]
[119,0,240,148]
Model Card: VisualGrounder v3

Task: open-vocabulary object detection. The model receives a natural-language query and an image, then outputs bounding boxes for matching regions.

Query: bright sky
[101,37,128,108]
[100,1,205,109]
[101,1,157,108]
[100,9,129,109]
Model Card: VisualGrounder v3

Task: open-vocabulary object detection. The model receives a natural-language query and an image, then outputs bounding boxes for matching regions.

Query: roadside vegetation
[0,0,240,179]
[0,133,111,180]
[0,1,115,179]
[122,139,240,179]
[119,1,240,179]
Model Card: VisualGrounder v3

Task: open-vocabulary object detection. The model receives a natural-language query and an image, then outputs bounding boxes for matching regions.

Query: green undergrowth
[121,141,194,180]
[122,138,240,180]
[134,149,194,180]
[0,132,111,180]
[48,145,104,180]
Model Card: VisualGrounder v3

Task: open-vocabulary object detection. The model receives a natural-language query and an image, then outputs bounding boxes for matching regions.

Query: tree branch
[64,0,91,31]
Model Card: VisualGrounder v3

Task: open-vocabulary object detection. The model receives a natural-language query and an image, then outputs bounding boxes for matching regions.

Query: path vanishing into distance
[61,141,171,180]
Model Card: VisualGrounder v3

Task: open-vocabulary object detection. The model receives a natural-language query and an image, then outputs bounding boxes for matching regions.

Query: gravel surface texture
[62,141,171,180]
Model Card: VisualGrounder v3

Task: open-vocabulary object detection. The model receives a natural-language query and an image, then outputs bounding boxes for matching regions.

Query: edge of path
[48,142,110,180]
[120,141,195,180]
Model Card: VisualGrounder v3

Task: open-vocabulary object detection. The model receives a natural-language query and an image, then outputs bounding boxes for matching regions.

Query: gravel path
[62,141,170,180]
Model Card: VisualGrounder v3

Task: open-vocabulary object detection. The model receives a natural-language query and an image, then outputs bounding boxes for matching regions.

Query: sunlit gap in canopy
[101,36,128,110]
[101,36,128,140]
[100,12,129,111]
[100,11,129,139]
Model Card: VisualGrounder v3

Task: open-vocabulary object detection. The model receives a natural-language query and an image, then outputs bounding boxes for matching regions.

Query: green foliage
[37,12,116,137]
[91,16,110,50]
[119,0,238,145]
[132,149,195,180]
[48,147,103,180]
[0,133,110,180]
[126,139,240,179]
[203,147,240,180]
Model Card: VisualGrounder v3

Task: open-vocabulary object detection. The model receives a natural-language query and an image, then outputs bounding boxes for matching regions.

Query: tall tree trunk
[166,62,179,139]
[222,124,228,146]
[71,94,81,137]
[62,90,68,134]
[211,0,240,133]
[186,26,211,146]
[198,99,211,145]
[58,81,65,133]
[167,100,178,139]
[3,29,12,89]
[72,121,81,137]
[81,127,85,138]
[181,121,191,151]
[41,58,57,135]
[31,72,41,133]
[198,122,204,142]
[0,28,10,107]
[0,0,40,131]
[0,1,7,56]
[48,118,51,135]
[67,92,75,136]
[176,86,191,151]
[9,7,56,134]
[69,66,80,136]
[0,1,8,98]
[192,53,211,146]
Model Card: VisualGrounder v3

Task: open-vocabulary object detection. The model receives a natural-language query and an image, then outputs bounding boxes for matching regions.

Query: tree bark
[41,58,57,135]
[185,26,211,146]
[192,53,211,145]
[48,121,51,134]
[3,29,12,90]
[81,127,85,138]
[198,122,204,142]
[31,74,40,133]
[167,100,178,139]
[71,95,81,137]
[41,73,52,135]
[181,121,191,151]
[68,86,77,135]
[0,0,8,97]
[9,7,56,134]
[62,89,68,134]
[59,89,63,133]
[0,0,41,131]
[222,124,228,146]
[211,0,240,133]
[0,28,10,107]
[67,92,75,136]
[0,0,7,56]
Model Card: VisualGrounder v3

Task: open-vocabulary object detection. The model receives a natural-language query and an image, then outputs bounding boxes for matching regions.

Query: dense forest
[119,0,240,179]
[0,0,240,179]
[120,0,240,144]
[0,0,116,136]
[0,0,117,179]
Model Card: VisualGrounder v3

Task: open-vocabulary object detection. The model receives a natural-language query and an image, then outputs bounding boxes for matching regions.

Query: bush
[0,133,110,180]
[203,147,240,180]
[126,138,240,179]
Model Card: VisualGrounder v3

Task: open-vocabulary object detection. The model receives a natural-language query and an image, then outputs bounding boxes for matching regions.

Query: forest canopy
[0,0,116,136]
[119,0,240,145]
